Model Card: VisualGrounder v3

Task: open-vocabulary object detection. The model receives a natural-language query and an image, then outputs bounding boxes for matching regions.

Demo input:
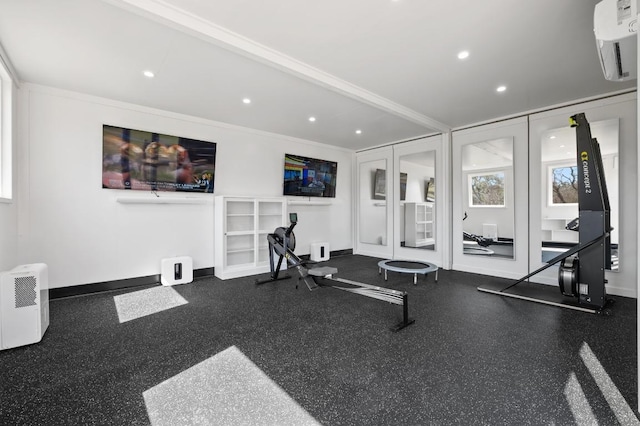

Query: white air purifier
[161,256,193,286]
[0,263,49,350]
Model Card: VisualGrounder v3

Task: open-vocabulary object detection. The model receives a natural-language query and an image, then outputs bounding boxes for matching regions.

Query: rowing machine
[255,213,415,331]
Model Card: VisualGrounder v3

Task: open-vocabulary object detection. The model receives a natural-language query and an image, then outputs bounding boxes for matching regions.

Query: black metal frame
[256,215,414,331]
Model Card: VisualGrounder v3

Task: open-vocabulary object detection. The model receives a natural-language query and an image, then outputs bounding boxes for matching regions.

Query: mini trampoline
[378,260,438,285]
[463,246,495,255]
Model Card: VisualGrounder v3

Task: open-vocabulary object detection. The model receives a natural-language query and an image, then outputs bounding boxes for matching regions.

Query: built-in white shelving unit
[541,217,579,243]
[214,196,286,280]
[404,202,435,247]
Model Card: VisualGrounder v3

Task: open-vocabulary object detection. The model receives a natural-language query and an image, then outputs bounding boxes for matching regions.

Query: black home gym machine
[478,113,613,314]
[255,213,415,331]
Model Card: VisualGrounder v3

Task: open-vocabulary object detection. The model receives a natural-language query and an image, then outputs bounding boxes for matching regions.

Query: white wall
[0,202,16,271]
[17,85,353,289]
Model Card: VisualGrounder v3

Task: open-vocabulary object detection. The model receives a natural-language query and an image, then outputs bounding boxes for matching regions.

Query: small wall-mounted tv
[102,125,216,193]
[283,154,337,198]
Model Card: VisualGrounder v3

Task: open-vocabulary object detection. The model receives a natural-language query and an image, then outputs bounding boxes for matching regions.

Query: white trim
[24,83,353,153]
[454,90,636,132]
[0,55,13,199]
[102,0,450,132]
[0,41,20,86]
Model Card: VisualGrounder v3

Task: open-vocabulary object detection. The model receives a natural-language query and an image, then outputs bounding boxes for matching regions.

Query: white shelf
[287,199,332,206]
[405,202,435,247]
[116,196,210,205]
[215,196,287,280]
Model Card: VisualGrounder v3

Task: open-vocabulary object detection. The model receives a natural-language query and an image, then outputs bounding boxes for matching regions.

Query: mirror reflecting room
[461,138,515,258]
[359,159,388,245]
[398,151,436,251]
[540,118,619,270]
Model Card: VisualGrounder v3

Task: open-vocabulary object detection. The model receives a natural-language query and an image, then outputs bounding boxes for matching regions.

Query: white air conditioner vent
[594,0,638,81]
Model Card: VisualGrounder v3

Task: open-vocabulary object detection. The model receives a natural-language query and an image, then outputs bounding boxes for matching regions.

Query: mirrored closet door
[452,117,529,279]
[355,147,394,259]
[393,135,447,266]
[528,93,636,295]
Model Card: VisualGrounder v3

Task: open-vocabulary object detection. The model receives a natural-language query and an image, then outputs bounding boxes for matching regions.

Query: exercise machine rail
[255,213,415,331]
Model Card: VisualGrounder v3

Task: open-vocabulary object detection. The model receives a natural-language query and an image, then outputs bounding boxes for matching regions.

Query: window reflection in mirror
[359,159,387,245]
[461,138,514,258]
[540,119,619,270]
[399,151,436,251]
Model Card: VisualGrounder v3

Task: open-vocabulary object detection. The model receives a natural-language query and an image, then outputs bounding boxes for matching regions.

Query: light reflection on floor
[143,346,320,426]
[563,372,597,424]
[113,286,188,323]
[564,342,639,425]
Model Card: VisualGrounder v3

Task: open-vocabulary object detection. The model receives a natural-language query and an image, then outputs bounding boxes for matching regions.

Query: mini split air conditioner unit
[0,264,49,350]
[594,0,638,81]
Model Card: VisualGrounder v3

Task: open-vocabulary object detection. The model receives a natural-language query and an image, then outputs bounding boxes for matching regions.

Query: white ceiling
[0,0,635,150]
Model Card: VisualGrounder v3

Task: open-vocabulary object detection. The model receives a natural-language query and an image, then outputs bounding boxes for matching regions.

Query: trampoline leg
[435,269,438,283]
[413,273,417,285]
[384,269,388,281]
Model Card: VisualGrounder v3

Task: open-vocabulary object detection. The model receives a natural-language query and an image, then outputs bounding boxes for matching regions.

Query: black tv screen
[102,125,216,193]
[283,154,337,198]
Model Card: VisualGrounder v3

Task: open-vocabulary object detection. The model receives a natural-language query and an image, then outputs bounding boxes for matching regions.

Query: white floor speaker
[161,256,193,286]
[310,242,330,262]
[1,263,49,350]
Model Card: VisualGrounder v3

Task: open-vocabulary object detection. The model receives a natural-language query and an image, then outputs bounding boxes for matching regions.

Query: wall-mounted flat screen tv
[283,154,337,198]
[102,125,216,193]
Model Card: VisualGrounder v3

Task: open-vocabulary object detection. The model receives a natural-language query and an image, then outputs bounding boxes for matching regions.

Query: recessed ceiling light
[308,116,316,122]
[242,98,251,104]
[550,135,556,139]
[143,70,155,78]
[559,144,565,148]
[355,129,362,135]
[496,85,507,92]
[457,51,469,60]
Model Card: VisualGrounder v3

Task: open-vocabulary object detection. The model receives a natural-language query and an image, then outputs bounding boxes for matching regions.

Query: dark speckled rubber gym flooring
[0,254,637,425]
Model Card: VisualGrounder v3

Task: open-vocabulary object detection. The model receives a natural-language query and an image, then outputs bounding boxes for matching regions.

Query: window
[468,171,505,207]
[0,53,13,200]
[549,164,578,205]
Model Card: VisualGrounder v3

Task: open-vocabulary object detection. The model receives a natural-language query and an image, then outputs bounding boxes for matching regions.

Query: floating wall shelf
[287,200,333,206]
[116,196,211,205]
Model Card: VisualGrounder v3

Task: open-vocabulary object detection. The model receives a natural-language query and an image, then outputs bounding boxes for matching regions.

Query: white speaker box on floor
[161,256,193,286]
[482,223,498,241]
[310,242,330,262]
[0,263,49,350]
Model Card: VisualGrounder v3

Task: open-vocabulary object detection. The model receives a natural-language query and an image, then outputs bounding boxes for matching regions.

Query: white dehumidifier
[0,263,49,350]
